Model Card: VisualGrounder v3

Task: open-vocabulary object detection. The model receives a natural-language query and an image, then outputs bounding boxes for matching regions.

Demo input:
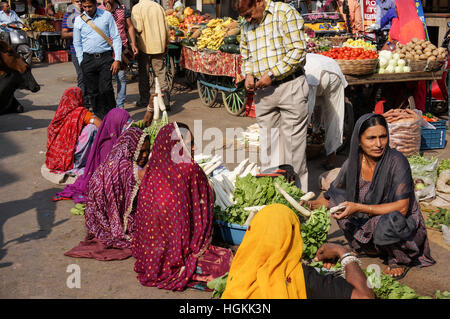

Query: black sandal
[386,264,411,280]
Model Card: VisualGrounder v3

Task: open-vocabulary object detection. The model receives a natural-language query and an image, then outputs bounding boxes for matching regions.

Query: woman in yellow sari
[222,204,374,299]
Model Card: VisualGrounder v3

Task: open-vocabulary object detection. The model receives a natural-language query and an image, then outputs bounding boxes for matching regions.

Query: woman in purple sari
[53,108,133,203]
[64,127,150,260]
[132,122,233,291]
[305,113,435,280]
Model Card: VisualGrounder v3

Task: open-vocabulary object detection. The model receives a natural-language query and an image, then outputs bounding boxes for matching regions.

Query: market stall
[23,14,66,63]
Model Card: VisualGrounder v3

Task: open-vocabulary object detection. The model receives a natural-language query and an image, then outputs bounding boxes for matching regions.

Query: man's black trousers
[81,51,116,119]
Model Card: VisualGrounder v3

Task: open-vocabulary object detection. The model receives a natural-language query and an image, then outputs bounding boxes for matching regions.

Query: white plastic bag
[413,176,436,202]
[442,224,450,246]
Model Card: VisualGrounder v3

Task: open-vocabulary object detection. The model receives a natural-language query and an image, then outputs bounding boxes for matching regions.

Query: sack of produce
[408,155,439,201]
[383,109,421,157]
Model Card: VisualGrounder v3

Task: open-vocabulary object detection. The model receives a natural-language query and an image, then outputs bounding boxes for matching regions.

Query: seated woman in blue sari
[305,113,435,279]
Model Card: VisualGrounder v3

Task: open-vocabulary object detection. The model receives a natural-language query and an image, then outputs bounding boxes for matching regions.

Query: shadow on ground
[0,188,68,268]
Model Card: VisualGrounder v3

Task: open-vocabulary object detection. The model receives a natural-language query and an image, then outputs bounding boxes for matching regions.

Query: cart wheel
[197,80,218,107]
[185,69,197,86]
[166,55,175,93]
[222,88,247,116]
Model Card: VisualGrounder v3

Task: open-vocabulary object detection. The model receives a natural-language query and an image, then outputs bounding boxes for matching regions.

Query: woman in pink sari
[132,122,233,291]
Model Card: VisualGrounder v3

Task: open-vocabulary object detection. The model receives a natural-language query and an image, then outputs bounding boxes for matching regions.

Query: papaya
[189,38,197,46]
[224,35,239,45]
[191,29,202,39]
[229,44,240,54]
[181,38,190,46]
[175,29,185,37]
[225,27,240,37]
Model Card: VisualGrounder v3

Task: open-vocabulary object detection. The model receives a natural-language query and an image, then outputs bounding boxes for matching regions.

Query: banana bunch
[197,19,228,50]
[206,18,223,28]
[166,15,180,27]
[31,20,55,32]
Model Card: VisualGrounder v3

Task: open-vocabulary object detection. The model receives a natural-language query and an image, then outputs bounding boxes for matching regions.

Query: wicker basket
[427,59,445,71]
[335,58,378,75]
[323,36,350,47]
[408,59,427,72]
[409,58,445,72]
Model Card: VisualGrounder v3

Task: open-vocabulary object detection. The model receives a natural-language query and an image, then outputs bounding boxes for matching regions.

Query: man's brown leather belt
[272,68,304,86]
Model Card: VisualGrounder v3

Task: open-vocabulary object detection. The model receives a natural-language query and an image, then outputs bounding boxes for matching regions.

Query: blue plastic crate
[420,119,447,150]
[215,220,248,245]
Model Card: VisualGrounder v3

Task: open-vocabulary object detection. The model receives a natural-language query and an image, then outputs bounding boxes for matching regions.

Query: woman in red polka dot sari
[132,122,233,291]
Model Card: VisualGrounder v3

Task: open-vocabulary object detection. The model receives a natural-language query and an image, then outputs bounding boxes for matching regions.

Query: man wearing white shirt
[0,2,23,27]
[304,53,348,170]
[73,0,122,118]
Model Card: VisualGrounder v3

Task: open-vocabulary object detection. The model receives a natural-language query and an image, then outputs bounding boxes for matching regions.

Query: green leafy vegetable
[215,175,304,225]
[143,117,169,151]
[207,273,228,298]
[301,206,331,260]
[438,159,450,176]
[435,290,450,299]
[425,208,450,231]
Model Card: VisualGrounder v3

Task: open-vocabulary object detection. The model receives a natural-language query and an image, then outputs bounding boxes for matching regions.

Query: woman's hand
[332,201,360,220]
[301,196,329,210]
[314,243,349,270]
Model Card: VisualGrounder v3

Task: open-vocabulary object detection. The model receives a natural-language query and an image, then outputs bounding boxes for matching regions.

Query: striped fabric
[98,3,130,47]
[240,0,307,80]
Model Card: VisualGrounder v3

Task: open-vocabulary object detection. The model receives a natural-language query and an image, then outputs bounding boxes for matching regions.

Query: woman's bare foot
[384,265,411,280]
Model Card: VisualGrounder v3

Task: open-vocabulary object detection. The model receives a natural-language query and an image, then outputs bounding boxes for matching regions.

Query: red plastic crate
[45,50,69,64]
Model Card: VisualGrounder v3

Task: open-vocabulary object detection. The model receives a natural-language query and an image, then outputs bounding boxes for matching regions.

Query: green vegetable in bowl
[438,159,450,176]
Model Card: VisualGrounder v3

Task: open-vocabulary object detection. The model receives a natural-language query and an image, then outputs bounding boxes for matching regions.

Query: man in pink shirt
[99,0,138,108]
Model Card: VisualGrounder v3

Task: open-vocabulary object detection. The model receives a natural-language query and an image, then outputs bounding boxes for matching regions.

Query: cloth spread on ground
[222,204,307,299]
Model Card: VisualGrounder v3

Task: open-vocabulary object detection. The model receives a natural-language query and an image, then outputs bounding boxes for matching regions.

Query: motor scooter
[0,21,32,65]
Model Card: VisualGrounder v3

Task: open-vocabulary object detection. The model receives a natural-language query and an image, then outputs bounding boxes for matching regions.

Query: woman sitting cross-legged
[64,127,150,260]
[42,87,102,184]
[304,113,435,280]
[132,122,233,291]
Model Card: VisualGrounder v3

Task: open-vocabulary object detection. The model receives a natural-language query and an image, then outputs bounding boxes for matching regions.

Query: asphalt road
[0,61,448,298]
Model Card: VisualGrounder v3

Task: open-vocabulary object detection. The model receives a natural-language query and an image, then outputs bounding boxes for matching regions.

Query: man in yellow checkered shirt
[235,0,310,191]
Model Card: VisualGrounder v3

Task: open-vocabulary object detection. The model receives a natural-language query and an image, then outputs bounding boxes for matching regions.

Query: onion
[403,66,411,72]
[386,65,395,73]
[397,59,406,67]
[378,68,386,74]
[388,59,397,67]
[379,50,392,60]
[379,57,388,68]
[392,53,401,60]
[394,66,404,73]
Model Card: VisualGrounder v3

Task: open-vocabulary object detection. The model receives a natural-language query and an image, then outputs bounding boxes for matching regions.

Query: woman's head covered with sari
[56,108,132,203]
[325,113,414,208]
[132,122,216,291]
[46,87,88,173]
[222,204,307,299]
[389,0,425,44]
[84,126,149,249]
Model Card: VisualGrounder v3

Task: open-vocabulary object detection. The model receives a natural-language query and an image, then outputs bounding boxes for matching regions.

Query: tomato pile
[320,47,379,60]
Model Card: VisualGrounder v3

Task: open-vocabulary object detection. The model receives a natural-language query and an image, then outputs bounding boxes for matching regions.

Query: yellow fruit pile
[197,18,236,50]
[166,15,180,27]
[31,20,55,32]
[343,38,376,50]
